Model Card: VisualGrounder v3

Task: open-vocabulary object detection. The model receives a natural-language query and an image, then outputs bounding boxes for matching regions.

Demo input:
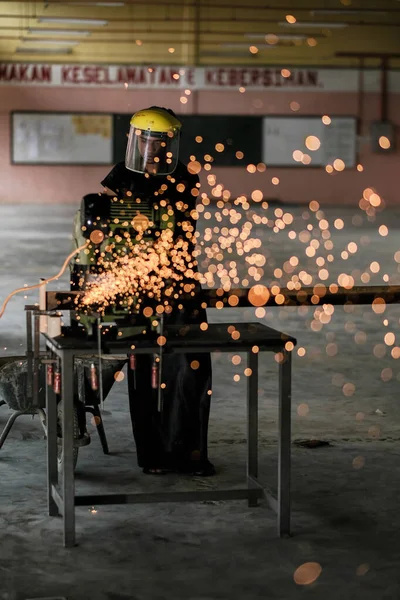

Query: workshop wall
[0,83,399,206]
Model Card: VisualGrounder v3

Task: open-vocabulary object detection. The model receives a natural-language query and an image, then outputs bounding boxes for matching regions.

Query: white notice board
[12,112,113,164]
[262,116,357,168]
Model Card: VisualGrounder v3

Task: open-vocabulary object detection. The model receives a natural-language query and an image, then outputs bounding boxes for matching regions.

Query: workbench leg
[46,357,59,517]
[278,350,292,537]
[246,351,259,507]
[62,351,76,547]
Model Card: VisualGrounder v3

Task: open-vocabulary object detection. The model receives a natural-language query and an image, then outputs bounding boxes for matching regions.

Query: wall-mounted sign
[11,112,113,165]
[1,62,399,92]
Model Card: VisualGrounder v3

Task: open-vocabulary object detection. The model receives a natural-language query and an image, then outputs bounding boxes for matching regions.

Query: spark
[305,136,321,151]
[379,136,391,149]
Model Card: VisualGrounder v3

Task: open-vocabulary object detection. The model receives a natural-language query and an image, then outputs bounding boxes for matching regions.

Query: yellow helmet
[126,107,182,175]
[130,107,182,134]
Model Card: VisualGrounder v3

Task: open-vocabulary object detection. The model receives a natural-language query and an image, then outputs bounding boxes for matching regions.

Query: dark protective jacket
[72,160,214,474]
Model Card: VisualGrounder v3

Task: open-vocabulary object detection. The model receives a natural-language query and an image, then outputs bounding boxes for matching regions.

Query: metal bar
[46,352,59,517]
[108,344,289,355]
[157,315,164,413]
[112,346,202,354]
[36,408,47,435]
[26,309,33,401]
[247,350,259,507]
[200,285,400,308]
[51,484,64,514]
[61,350,76,548]
[45,285,400,312]
[263,489,279,514]
[44,340,61,355]
[91,405,109,455]
[247,475,279,513]
[33,314,40,408]
[97,318,104,409]
[246,474,263,490]
[0,411,25,450]
[278,350,292,538]
[75,488,263,506]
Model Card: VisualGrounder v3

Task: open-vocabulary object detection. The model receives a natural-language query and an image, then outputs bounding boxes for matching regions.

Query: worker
[100,106,215,476]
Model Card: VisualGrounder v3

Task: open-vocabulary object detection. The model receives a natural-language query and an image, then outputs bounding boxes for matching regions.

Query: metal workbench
[43,322,296,547]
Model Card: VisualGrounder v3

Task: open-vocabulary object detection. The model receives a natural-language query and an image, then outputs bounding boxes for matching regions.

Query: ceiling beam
[3,37,324,43]
[0,14,399,26]
[0,26,326,35]
[7,31,327,38]
[335,51,400,58]
[2,0,400,10]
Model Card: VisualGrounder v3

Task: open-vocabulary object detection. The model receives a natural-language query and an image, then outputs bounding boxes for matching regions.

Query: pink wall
[0,85,399,206]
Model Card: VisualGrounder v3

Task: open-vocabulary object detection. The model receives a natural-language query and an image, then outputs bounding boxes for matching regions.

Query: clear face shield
[125,126,180,175]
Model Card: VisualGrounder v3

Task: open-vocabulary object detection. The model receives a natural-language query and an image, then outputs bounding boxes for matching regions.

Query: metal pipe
[26,309,33,402]
[45,285,400,311]
[157,315,164,414]
[33,313,40,408]
[278,350,291,538]
[97,318,104,410]
[199,285,400,308]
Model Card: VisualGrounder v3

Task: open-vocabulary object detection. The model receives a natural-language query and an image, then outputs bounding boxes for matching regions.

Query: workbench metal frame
[44,328,293,548]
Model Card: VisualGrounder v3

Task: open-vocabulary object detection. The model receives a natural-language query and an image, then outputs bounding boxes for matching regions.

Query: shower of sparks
[74,152,397,357]
[78,229,200,314]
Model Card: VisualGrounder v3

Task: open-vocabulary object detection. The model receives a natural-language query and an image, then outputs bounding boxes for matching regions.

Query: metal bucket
[0,355,127,412]
[0,356,46,411]
[74,355,127,405]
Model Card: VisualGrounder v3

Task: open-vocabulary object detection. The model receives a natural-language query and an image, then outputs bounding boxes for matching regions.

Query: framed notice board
[113,114,263,166]
[262,116,357,168]
[11,111,113,165]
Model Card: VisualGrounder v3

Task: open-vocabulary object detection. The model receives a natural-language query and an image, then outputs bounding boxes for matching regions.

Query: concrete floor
[1,202,400,600]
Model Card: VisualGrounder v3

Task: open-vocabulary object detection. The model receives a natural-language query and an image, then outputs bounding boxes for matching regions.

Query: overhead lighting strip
[15,47,73,54]
[38,17,108,25]
[28,28,91,35]
[279,21,349,28]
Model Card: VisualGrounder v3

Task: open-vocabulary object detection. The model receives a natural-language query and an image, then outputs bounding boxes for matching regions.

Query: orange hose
[0,242,89,319]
